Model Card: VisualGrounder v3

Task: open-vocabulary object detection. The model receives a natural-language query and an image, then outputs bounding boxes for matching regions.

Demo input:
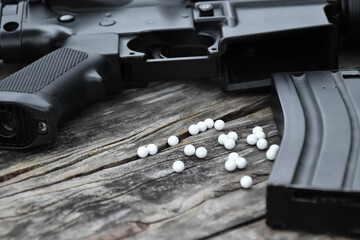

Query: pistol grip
[0,48,111,149]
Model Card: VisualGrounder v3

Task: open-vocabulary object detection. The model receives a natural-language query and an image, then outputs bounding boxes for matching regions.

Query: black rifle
[2,0,360,236]
[0,0,346,149]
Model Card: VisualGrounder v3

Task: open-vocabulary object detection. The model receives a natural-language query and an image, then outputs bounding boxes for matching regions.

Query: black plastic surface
[0,48,113,149]
[0,48,88,93]
[0,0,346,148]
[267,70,360,236]
[0,0,340,88]
[341,0,360,38]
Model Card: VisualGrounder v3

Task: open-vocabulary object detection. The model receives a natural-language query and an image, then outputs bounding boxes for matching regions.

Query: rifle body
[0,0,339,148]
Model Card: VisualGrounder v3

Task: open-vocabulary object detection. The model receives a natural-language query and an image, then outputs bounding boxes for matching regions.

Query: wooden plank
[0,61,281,238]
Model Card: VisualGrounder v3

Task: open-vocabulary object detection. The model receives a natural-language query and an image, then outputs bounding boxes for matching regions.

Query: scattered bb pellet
[224,138,236,150]
[189,124,200,135]
[227,131,238,141]
[256,138,268,150]
[137,146,148,158]
[204,118,214,129]
[266,148,278,161]
[146,144,158,155]
[218,134,228,145]
[225,159,237,172]
[269,144,280,152]
[236,157,247,169]
[214,119,225,130]
[252,126,263,134]
[184,144,196,156]
[168,136,179,146]
[197,121,207,132]
[173,160,185,173]
[246,134,258,145]
[228,152,240,161]
[240,176,253,189]
[255,131,266,139]
[196,147,207,158]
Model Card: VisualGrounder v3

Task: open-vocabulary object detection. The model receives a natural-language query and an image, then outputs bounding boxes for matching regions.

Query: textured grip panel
[0,48,88,93]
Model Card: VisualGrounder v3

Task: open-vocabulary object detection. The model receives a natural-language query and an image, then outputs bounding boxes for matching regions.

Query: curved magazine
[267,70,360,236]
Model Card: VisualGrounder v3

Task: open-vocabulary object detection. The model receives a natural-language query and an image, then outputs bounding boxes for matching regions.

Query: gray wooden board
[0,51,358,240]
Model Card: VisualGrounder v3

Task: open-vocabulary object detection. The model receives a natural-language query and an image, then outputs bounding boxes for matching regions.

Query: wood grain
[0,55,355,240]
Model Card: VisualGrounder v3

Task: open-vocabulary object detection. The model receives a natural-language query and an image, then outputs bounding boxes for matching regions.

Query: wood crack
[0,170,175,220]
[0,132,140,187]
[0,153,73,183]
[123,179,269,239]
[220,97,270,122]
[0,159,136,201]
[130,108,209,145]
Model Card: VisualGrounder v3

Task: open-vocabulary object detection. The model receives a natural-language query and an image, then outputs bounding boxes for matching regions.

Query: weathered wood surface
[0,51,358,240]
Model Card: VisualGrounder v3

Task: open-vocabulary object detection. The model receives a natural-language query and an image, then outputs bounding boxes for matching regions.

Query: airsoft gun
[1,0,360,237]
[0,0,343,149]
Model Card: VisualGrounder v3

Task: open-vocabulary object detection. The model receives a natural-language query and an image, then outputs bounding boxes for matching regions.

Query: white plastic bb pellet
[214,120,225,130]
[137,146,148,158]
[269,144,280,152]
[227,131,238,141]
[266,148,278,161]
[235,157,247,169]
[252,126,263,134]
[256,138,268,150]
[225,159,237,172]
[146,144,158,155]
[240,176,253,189]
[197,121,207,132]
[228,152,240,161]
[173,160,185,173]
[224,138,236,150]
[218,134,228,145]
[204,118,214,129]
[246,134,258,145]
[168,136,179,146]
[196,147,207,159]
[184,144,196,156]
[255,131,266,139]
[189,124,200,135]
